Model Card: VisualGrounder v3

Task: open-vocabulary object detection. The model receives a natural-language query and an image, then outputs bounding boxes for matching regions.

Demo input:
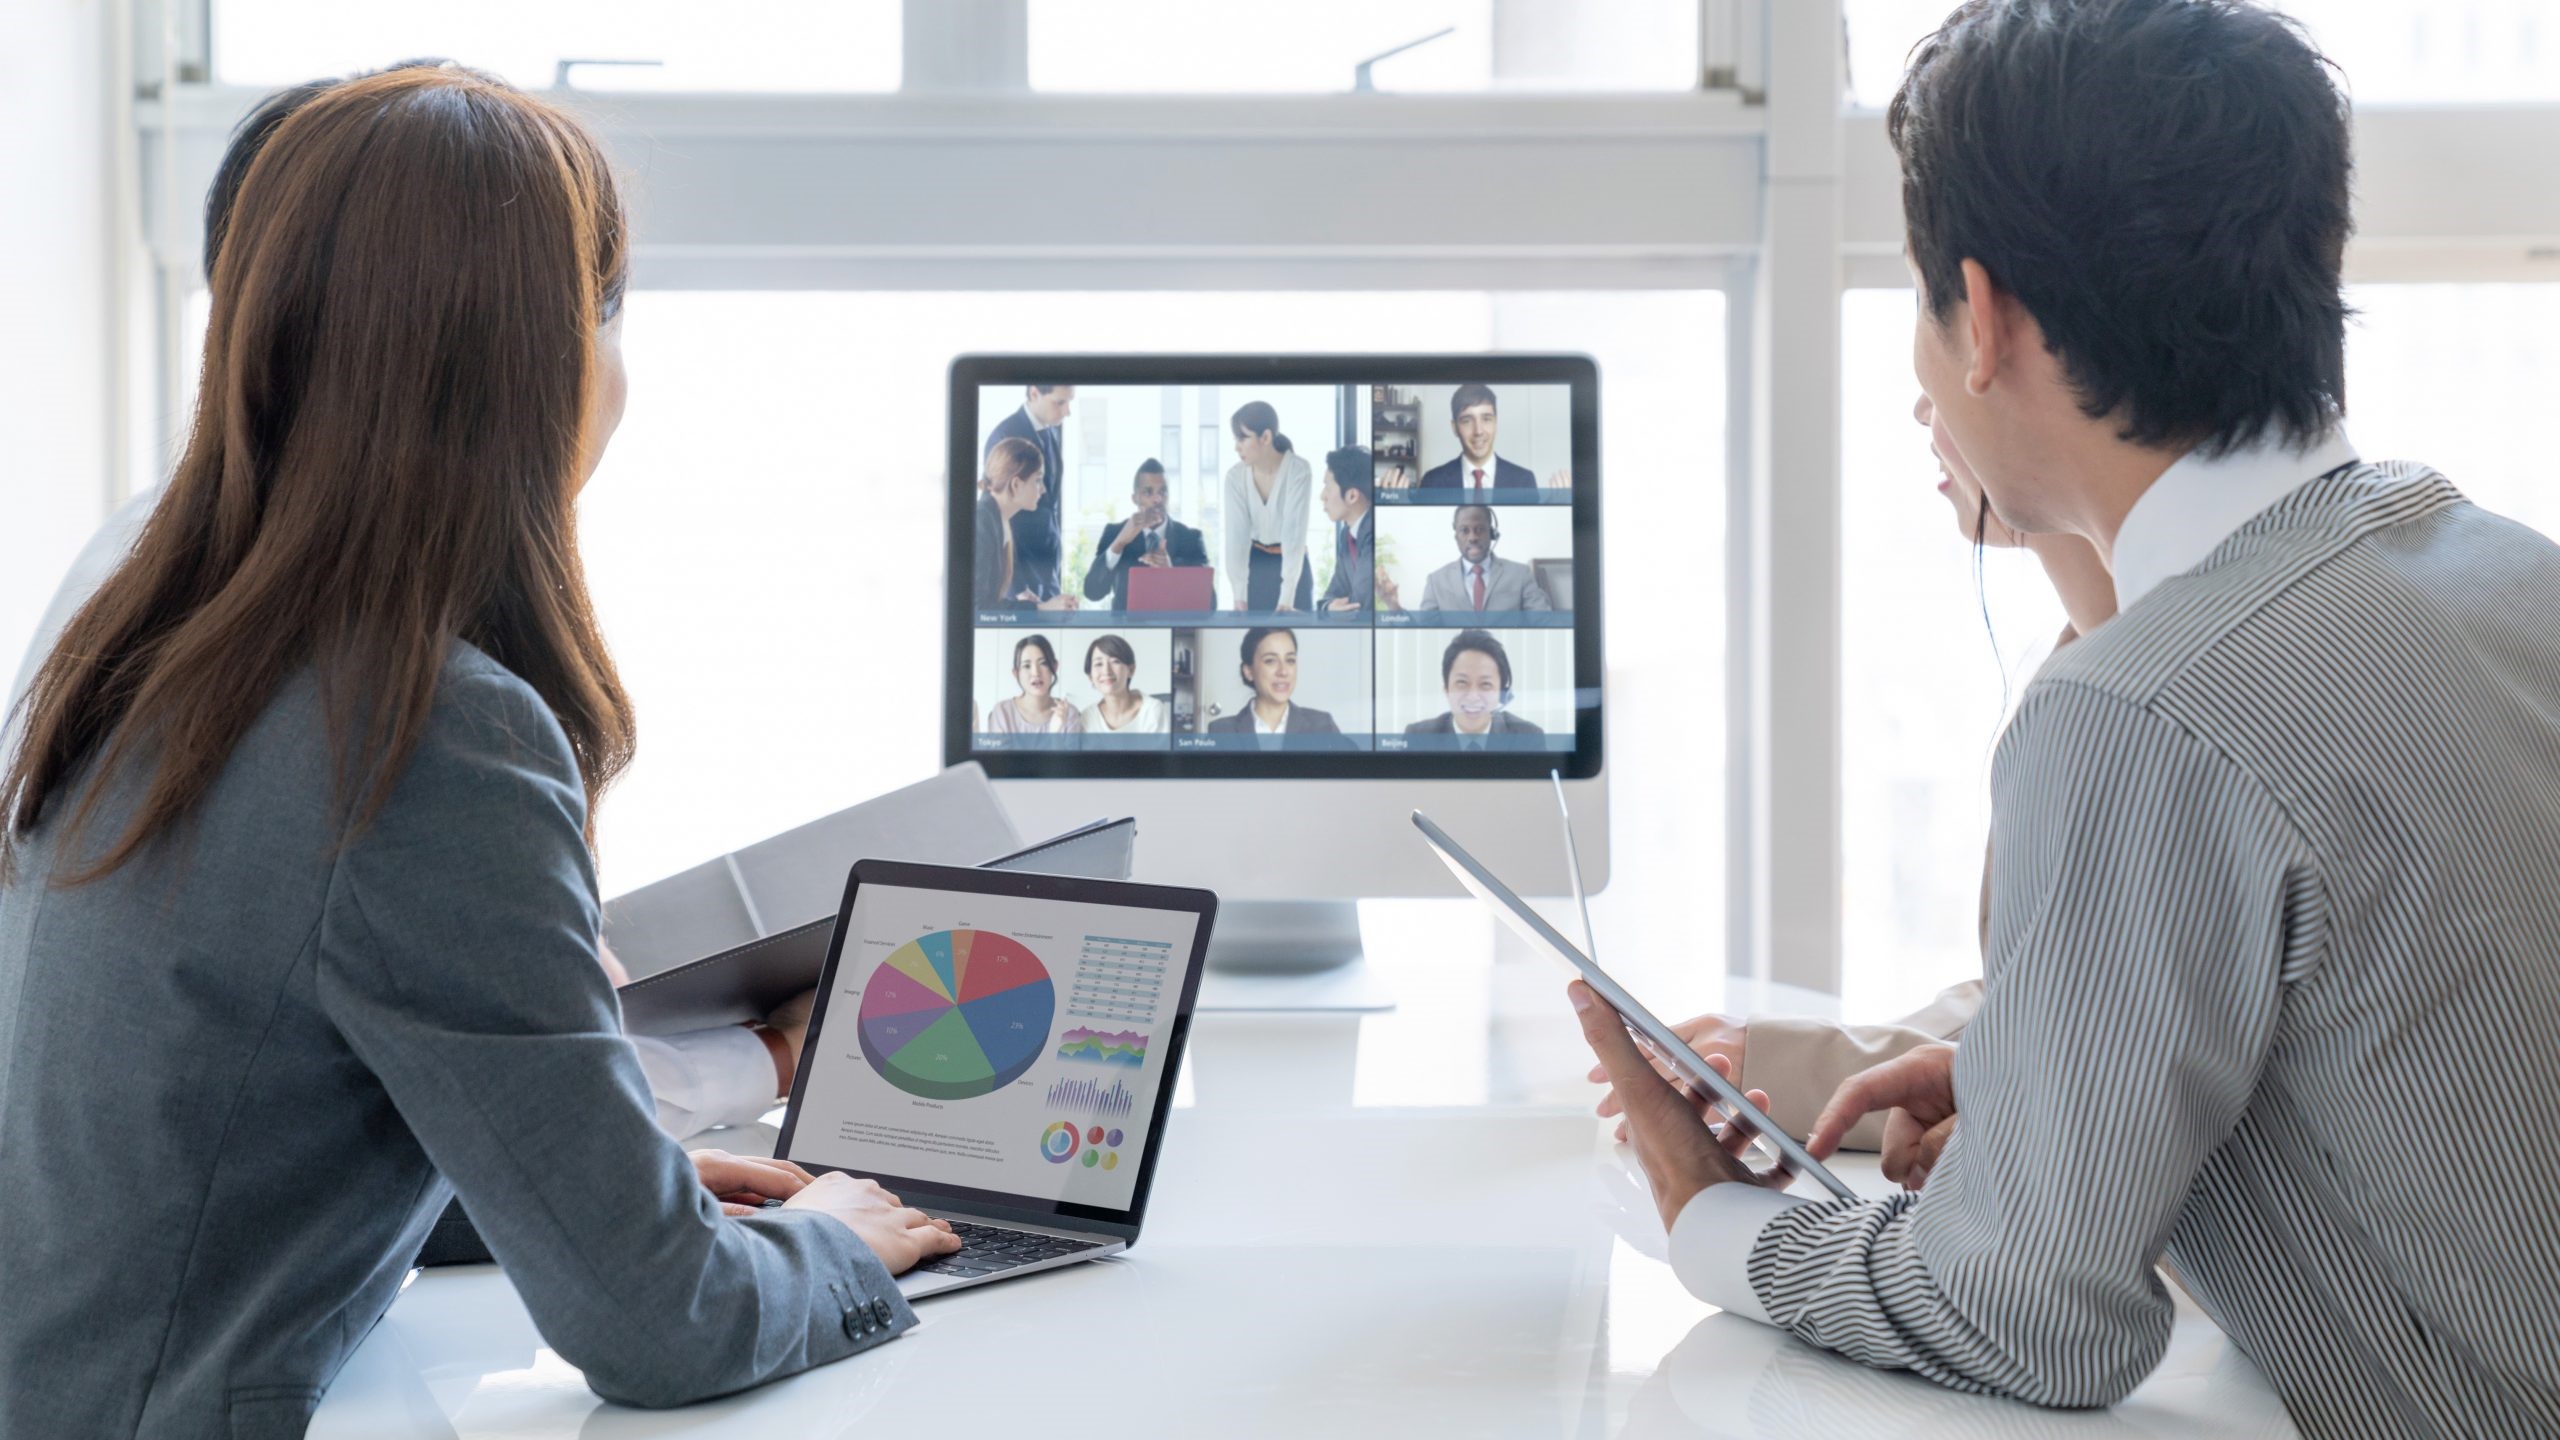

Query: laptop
[1126,564,1213,612]
[772,858,1217,1297]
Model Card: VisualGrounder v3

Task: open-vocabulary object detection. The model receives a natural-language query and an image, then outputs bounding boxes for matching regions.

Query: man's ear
[1957,257,2007,399]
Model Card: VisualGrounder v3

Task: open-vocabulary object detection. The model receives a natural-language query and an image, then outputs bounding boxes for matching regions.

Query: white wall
[0,1,116,695]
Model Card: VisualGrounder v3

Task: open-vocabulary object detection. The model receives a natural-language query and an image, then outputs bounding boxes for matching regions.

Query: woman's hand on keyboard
[693,1149,816,1215]
[783,1173,961,1274]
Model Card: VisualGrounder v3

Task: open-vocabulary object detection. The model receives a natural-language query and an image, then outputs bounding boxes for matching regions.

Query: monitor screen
[782,878,1202,1221]
[945,355,1602,779]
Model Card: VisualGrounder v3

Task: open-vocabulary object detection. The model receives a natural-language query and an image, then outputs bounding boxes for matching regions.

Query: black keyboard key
[916,1219,1102,1273]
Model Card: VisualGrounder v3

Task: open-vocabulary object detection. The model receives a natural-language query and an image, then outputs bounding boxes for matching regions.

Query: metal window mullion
[1742,0,1844,994]
[901,0,1027,93]
[1724,252,1767,983]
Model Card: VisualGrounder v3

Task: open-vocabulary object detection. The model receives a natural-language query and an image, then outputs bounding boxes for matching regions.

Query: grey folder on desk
[603,763,1021,981]
[608,765,1135,1035]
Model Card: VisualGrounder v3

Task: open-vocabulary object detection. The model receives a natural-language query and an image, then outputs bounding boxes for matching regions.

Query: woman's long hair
[1230,401,1293,456]
[2,66,636,883]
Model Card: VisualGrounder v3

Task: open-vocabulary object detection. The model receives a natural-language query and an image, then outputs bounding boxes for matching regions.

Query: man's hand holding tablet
[1576,991,1970,1223]
[1587,1012,1748,1144]
[1569,981,1792,1228]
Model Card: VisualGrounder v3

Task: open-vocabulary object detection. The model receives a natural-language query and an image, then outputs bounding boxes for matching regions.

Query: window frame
[115,0,2560,993]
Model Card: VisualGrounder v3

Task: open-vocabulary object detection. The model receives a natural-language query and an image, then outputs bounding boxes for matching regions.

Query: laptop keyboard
[908,1219,1104,1278]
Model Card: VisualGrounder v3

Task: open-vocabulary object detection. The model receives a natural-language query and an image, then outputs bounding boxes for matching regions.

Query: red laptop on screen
[1127,565,1214,612]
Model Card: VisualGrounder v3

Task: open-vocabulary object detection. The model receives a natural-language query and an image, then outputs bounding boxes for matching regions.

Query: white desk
[309,900,2298,1438]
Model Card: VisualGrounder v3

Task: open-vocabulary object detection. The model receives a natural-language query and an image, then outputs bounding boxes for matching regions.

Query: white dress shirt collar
[1253,703,1289,735]
[1461,452,1499,487]
[2111,426,2359,613]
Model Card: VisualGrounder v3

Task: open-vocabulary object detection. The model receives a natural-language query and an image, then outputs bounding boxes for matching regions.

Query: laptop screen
[782,879,1200,1220]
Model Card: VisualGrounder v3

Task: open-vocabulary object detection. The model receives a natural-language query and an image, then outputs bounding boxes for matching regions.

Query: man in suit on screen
[1414,383,1544,492]
[1082,459,1207,610]
[1389,505,1554,614]
[1317,445,1378,613]
[1404,630,1545,747]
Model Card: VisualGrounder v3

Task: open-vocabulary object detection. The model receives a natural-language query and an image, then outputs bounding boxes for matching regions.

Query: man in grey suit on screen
[1386,504,1553,615]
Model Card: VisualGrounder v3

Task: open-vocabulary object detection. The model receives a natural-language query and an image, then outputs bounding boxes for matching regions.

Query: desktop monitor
[945,354,1608,969]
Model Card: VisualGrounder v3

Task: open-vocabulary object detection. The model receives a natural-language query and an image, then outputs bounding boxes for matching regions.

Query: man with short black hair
[1417,383,1535,492]
[1577,3,2560,1433]
[1081,458,1206,610]
[1404,630,1541,746]
[1317,445,1377,613]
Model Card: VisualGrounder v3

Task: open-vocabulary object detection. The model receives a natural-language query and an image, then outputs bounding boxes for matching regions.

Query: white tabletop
[309,900,2299,1438]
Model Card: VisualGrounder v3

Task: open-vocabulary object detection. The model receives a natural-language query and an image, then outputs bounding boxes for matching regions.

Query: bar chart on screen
[1063,935,1171,1025]
[1045,1075,1137,1117]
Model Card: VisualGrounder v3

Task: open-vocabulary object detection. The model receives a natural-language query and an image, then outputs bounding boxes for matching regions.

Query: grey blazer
[0,643,912,1438]
[972,493,1013,608]
[1416,554,1552,613]
[1204,702,1343,736]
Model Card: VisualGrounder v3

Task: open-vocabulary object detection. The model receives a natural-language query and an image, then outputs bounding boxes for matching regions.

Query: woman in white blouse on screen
[1223,400,1314,613]
[1081,634,1167,733]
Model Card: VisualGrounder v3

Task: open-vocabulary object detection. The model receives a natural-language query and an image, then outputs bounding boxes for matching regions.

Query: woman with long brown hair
[0,66,951,1431]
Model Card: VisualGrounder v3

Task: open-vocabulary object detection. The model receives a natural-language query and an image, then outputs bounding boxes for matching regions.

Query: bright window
[1845,1,2560,109]
[579,289,1727,965]
[1837,289,2064,1019]
[2341,284,2560,541]
[210,0,900,92]
[1840,279,2560,1017]
[1028,0,1699,93]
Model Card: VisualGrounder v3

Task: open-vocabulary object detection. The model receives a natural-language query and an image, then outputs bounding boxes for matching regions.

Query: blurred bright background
[12,0,2560,1019]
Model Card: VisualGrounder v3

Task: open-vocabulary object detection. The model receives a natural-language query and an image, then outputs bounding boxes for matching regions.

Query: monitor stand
[1196,900,1393,1013]
[1204,899,1362,972]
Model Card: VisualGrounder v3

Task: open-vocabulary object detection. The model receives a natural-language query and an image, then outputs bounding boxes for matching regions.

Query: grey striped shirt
[1705,462,2560,1437]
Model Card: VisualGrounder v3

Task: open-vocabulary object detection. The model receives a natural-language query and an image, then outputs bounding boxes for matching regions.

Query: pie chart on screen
[856,930,1055,1101]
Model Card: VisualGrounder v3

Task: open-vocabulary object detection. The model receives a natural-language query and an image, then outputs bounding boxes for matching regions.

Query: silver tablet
[1413,809,1858,1202]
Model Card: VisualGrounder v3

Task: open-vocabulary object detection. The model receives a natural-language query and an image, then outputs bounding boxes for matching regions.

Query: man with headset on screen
[1404,630,1541,746]
[1381,505,1553,615]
